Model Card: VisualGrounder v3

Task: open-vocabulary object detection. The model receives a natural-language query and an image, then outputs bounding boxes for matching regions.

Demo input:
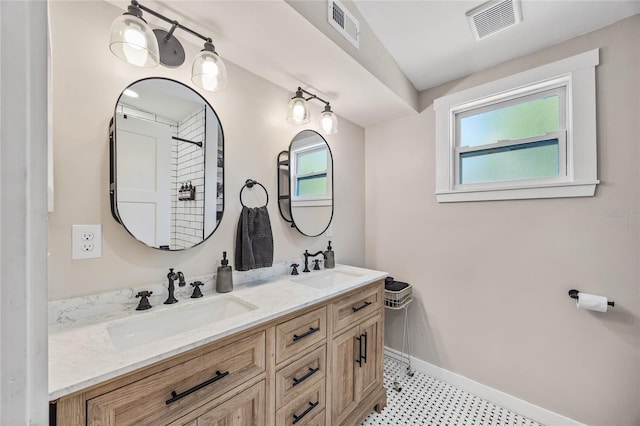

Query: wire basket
[384,283,413,310]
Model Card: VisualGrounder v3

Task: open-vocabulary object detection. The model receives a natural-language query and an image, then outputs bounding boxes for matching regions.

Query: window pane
[459,94,559,147]
[297,174,327,196]
[460,139,559,184]
[297,149,327,175]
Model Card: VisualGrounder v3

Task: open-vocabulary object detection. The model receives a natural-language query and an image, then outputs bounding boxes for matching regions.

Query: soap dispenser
[216,251,233,293]
[324,241,335,269]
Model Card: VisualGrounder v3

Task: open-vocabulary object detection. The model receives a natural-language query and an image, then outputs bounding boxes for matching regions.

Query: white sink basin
[107,295,257,350]
[293,269,364,288]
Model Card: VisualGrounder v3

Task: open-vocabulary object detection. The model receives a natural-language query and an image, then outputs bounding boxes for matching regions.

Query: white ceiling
[353,0,640,91]
[122,79,205,122]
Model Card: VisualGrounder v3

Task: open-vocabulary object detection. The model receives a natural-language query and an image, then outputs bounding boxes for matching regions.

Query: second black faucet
[165,268,186,304]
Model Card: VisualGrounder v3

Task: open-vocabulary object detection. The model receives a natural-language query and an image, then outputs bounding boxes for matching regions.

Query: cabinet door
[356,311,383,398]
[171,380,265,426]
[330,325,360,425]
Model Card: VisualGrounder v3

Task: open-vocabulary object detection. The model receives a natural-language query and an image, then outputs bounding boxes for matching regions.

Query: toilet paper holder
[568,289,615,307]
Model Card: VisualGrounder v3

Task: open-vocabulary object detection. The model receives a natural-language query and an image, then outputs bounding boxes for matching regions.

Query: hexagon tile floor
[361,357,544,426]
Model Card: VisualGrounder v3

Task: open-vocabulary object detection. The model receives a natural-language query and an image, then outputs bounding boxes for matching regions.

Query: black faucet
[165,268,185,304]
[303,250,324,272]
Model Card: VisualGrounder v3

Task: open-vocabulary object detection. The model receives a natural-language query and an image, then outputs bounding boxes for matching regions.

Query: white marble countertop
[49,264,387,400]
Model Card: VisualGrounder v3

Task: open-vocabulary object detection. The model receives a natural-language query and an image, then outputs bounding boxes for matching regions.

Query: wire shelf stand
[384,282,414,392]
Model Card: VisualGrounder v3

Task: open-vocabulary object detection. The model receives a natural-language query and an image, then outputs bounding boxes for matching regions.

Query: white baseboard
[384,346,584,426]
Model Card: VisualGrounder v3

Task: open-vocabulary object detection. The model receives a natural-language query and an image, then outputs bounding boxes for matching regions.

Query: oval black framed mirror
[277,130,333,237]
[109,77,224,250]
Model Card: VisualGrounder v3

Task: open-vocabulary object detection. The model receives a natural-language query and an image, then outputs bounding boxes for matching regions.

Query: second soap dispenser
[324,241,335,269]
[216,251,233,293]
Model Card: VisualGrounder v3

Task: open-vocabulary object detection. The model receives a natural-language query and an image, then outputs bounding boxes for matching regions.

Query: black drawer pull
[352,301,372,312]
[292,401,319,424]
[293,326,320,342]
[166,370,229,404]
[292,367,320,387]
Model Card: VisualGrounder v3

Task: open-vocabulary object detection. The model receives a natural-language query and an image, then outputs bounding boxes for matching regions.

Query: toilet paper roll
[577,292,608,312]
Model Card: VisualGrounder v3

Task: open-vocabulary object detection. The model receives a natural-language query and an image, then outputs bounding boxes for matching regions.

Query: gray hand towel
[235,206,274,271]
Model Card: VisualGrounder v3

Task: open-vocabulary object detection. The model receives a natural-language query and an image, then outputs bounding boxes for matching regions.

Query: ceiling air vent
[328,0,360,49]
[466,0,522,41]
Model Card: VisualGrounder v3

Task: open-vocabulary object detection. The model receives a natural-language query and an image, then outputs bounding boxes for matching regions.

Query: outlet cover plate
[72,224,102,260]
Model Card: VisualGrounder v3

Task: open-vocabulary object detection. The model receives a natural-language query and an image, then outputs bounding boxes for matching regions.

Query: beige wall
[48,1,365,300]
[365,15,640,426]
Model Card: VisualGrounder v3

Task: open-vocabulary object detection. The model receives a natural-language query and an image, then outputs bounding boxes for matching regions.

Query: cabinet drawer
[169,380,266,426]
[331,283,383,335]
[276,307,326,364]
[87,331,266,426]
[276,380,325,426]
[304,410,326,426]
[276,345,326,409]
[304,409,325,426]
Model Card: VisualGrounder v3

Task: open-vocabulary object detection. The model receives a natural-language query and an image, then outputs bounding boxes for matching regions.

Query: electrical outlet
[72,225,102,260]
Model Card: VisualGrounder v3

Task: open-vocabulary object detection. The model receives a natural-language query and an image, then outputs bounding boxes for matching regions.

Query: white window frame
[434,49,600,202]
[290,143,332,206]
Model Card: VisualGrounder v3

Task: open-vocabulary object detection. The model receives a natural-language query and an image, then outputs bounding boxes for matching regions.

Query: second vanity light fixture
[109,0,228,91]
[287,87,338,134]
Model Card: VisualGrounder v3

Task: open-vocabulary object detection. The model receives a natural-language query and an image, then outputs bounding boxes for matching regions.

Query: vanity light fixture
[286,87,338,134]
[109,0,228,92]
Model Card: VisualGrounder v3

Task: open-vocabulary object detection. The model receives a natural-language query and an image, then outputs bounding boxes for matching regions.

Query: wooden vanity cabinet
[329,285,385,426]
[53,280,386,426]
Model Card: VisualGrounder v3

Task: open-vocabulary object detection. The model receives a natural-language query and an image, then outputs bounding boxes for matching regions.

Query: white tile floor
[361,357,544,426]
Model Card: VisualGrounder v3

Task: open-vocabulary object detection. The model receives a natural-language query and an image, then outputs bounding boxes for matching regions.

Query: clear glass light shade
[109,14,159,67]
[287,97,310,124]
[191,50,229,92]
[320,110,338,134]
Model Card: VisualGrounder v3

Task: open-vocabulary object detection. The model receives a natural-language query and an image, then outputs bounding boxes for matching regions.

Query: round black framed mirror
[109,78,224,250]
[278,130,333,237]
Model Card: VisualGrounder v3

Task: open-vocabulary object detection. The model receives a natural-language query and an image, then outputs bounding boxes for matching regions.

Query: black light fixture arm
[130,0,211,44]
[297,87,330,107]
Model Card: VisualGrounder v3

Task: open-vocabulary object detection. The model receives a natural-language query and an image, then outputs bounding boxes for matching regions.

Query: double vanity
[50,265,388,425]
[52,71,371,425]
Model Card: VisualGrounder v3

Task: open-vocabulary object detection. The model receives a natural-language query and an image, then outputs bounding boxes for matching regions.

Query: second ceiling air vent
[328,0,360,49]
[466,0,522,40]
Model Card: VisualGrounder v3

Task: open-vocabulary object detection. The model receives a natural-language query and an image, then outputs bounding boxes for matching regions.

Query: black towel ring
[239,179,269,208]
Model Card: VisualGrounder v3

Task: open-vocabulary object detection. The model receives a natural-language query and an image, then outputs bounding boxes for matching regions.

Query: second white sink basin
[107,295,257,350]
[293,268,364,289]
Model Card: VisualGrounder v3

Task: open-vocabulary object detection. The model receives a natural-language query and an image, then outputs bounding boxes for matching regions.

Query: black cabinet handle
[292,367,320,387]
[355,335,362,367]
[293,327,320,342]
[292,401,319,424]
[352,301,372,312]
[362,331,368,364]
[166,370,229,404]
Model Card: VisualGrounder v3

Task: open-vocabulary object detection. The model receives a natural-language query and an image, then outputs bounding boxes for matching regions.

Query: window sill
[436,180,599,203]
[291,198,332,207]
